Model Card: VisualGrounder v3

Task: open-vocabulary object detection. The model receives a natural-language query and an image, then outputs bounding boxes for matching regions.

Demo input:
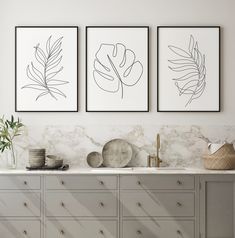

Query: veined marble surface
[1,167,235,175]
[0,125,235,169]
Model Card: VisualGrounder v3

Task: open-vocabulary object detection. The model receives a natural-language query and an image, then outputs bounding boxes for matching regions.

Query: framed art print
[157,26,220,112]
[86,26,149,112]
[15,26,78,112]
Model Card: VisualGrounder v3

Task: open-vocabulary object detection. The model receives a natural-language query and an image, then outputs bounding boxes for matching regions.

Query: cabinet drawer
[120,175,194,190]
[0,220,41,238]
[46,192,117,217]
[123,220,194,238]
[46,175,117,190]
[0,192,41,217]
[121,191,194,217]
[0,176,40,190]
[46,220,117,238]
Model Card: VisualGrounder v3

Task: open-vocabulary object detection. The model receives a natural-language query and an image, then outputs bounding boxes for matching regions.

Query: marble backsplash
[1,125,235,169]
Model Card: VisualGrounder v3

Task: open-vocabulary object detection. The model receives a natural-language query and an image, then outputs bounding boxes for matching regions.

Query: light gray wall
[0,0,234,125]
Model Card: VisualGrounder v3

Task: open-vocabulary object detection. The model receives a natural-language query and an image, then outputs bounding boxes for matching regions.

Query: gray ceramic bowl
[46,155,63,168]
[87,151,103,168]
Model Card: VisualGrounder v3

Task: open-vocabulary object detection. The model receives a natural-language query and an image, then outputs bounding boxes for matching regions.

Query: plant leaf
[47,56,62,70]
[168,64,198,72]
[23,36,67,101]
[172,72,199,81]
[188,35,194,54]
[168,34,206,107]
[46,35,52,55]
[168,59,195,65]
[47,79,69,86]
[26,66,44,86]
[48,87,66,98]
[93,43,143,98]
[46,67,63,80]
[36,91,49,101]
[168,45,191,58]
[51,37,63,52]
[31,62,44,82]
[22,84,46,91]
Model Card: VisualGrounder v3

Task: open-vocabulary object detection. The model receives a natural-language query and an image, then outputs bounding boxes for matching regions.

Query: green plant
[0,115,24,153]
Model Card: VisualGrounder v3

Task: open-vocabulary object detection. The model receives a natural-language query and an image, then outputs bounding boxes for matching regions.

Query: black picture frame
[15,26,79,112]
[86,26,149,112]
[157,26,220,112]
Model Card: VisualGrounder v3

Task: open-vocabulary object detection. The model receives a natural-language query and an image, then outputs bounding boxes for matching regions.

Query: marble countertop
[0,167,235,175]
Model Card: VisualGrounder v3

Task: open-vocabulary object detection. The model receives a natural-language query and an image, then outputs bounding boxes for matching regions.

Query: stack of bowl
[29,149,46,168]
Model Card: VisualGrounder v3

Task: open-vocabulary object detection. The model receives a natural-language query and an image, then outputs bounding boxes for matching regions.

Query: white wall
[0,0,235,126]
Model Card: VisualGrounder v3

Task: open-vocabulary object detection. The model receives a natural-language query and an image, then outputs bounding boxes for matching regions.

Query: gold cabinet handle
[99,180,104,186]
[23,202,27,207]
[177,230,182,235]
[99,229,104,235]
[23,181,27,185]
[137,230,142,235]
[176,202,182,207]
[60,229,65,235]
[137,202,142,207]
[137,181,141,185]
[61,202,65,207]
[177,180,182,185]
[99,202,104,207]
[23,230,27,235]
[61,180,65,185]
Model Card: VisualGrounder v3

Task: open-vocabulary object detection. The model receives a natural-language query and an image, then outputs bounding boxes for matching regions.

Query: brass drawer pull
[23,230,27,235]
[23,181,27,185]
[177,180,182,185]
[99,202,104,207]
[61,202,65,207]
[99,180,104,186]
[60,229,65,235]
[137,181,141,185]
[137,230,142,235]
[176,202,182,207]
[99,229,104,235]
[23,202,27,207]
[177,230,182,235]
[137,202,142,207]
[61,181,65,185]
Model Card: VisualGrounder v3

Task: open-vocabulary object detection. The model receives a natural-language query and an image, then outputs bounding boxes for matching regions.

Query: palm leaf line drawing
[22,35,69,101]
[168,35,206,107]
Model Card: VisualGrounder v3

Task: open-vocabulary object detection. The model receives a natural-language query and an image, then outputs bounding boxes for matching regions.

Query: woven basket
[203,143,235,170]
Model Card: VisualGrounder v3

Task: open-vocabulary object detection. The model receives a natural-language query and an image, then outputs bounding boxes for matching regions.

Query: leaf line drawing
[168,35,206,107]
[93,43,143,99]
[22,35,68,101]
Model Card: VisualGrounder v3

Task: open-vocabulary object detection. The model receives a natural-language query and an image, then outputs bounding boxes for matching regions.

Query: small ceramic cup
[46,155,63,168]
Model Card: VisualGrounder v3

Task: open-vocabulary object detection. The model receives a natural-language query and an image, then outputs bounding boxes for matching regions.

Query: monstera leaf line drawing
[168,35,206,107]
[93,43,143,99]
[22,35,69,101]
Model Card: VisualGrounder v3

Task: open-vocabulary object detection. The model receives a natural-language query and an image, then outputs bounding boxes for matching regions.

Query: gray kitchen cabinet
[120,175,195,190]
[45,175,117,190]
[45,191,118,217]
[122,220,195,238]
[120,174,197,238]
[0,220,41,238]
[46,220,118,238]
[200,175,235,238]
[0,173,234,237]
[0,175,40,190]
[121,191,195,217]
[0,192,41,217]
[0,175,42,237]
